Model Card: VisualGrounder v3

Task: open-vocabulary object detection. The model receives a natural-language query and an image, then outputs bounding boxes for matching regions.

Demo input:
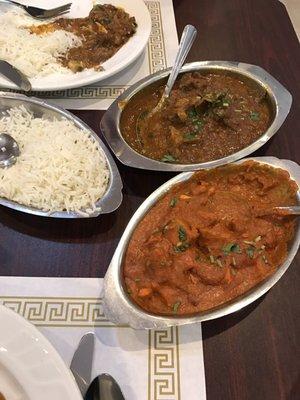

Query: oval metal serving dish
[103,156,300,329]
[101,61,292,172]
[0,92,123,218]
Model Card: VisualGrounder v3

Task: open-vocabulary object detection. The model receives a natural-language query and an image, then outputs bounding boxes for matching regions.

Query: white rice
[0,9,82,78]
[0,105,110,216]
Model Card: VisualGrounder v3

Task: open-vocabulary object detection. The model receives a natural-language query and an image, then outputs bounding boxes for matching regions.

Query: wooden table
[0,0,299,399]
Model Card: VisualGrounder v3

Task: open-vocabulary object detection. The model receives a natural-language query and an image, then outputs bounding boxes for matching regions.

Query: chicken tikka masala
[123,161,298,315]
[120,71,272,164]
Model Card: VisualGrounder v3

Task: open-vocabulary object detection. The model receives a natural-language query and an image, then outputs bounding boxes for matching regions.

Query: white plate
[0,0,151,91]
[0,305,82,400]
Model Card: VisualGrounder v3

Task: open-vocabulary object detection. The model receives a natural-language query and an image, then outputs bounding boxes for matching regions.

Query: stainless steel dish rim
[0,91,123,218]
[103,156,300,329]
[100,61,292,172]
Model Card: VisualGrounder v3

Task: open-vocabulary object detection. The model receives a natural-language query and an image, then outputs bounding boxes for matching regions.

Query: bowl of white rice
[0,92,123,218]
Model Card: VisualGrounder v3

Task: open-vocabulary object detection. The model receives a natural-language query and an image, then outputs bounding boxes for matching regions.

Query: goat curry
[30,4,137,72]
[120,71,272,164]
[123,161,298,315]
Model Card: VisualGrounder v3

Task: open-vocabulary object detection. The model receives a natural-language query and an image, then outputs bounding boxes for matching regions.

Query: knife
[70,332,95,398]
[0,60,31,91]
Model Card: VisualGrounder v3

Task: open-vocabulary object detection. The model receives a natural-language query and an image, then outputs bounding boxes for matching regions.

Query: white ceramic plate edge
[0,0,151,91]
[0,305,82,400]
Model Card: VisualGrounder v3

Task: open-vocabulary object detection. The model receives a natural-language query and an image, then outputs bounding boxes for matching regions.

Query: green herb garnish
[246,247,255,258]
[178,226,187,242]
[173,243,189,253]
[187,106,198,119]
[127,289,132,294]
[134,278,141,282]
[169,197,178,207]
[250,111,260,121]
[184,132,197,141]
[223,243,241,254]
[173,301,181,313]
[161,154,176,163]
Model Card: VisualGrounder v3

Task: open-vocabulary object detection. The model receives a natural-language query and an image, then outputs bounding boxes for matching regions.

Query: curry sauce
[120,71,272,164]
[123,161,298,315]
[30,4,137,72]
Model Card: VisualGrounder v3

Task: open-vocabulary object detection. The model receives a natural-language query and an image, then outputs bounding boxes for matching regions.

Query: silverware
[276,206,300,215]
[3,1,72,19]
[101,61,292,172]
[85,374,125,400]
[70,332,95,398]
[0,91,123,218]
[0,132,19,168]
[0,60,31,91]
[103,156,300,329]
[149,24,197,116]
[257,205,300,216]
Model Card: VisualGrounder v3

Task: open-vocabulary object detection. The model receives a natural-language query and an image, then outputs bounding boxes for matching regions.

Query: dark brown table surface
[0,0,299,399]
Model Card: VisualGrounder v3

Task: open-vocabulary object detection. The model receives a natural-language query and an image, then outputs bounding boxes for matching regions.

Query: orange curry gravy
[120,71,272,164]
[123,161,298,315]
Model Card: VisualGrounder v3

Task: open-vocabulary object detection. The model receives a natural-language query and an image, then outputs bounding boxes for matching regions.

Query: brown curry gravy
[123,161,298,315]
[120,71,273,164]
[30,4,137,72]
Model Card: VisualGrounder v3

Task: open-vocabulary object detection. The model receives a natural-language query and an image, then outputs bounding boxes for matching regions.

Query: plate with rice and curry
[0,0,151,90]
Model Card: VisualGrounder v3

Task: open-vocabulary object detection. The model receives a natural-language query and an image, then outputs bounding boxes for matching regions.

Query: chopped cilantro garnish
[250,111,260,121]
[173,301,181,313]
[169,197,178,207]
[246,247,255,258]
[173,243,189,253]
[184,132,197,140]
[178,226,187,242]
[161,154,176,163]
[187,106,198,119]
[223,243,241,254]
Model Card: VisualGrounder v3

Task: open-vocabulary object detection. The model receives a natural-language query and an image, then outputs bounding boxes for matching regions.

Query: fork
[3,1,72,19]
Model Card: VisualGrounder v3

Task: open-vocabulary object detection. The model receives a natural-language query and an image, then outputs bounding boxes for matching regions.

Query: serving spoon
[0,133,20,168]
[257,206,300,216]
[148,24,197,117]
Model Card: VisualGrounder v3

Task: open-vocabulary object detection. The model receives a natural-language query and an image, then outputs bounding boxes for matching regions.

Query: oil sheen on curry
[123,161,297,315]
[120,72,272,164]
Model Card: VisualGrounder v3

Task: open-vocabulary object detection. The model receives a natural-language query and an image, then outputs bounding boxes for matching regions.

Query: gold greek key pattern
[23,86,131,99]
[148,327,181,400]
[4,1,166,100]
[147,1,167,73]
[0,296,114,326]
[0,296,181,398]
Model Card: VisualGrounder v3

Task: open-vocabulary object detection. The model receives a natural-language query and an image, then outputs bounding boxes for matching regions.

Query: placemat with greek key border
[5,0,178,110]
[0,277,206,400]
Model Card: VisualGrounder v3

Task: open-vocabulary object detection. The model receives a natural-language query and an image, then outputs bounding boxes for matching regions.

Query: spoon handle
[275,206,300,215]
[163,24,197,98]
